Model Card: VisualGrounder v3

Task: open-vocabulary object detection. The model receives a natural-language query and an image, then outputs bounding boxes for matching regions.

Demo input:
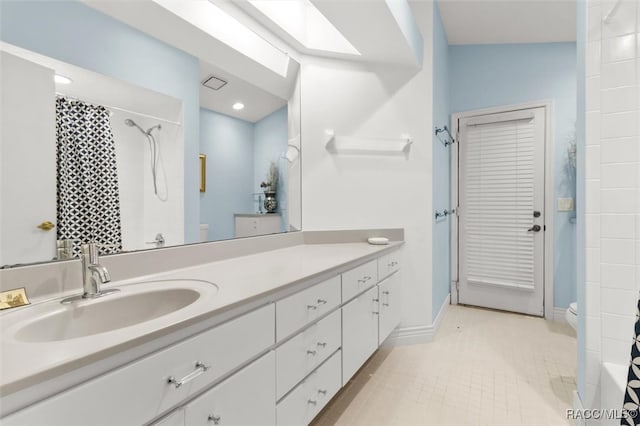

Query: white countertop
[0,241,402,400]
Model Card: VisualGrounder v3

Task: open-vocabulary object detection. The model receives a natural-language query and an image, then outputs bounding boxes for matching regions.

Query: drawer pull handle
[167,361,211,389]
[318,389,327,395]
[317,342,327,348]
[364,276,372,281]
[208,415,221,424]
[307,304,317,310]
[357,279,366,284]
[317,298,327,305]
[307,350,317,355]
[372,311,380,315]
[308,399,317,405]
[383,290,390,306]
[388,261,398,267]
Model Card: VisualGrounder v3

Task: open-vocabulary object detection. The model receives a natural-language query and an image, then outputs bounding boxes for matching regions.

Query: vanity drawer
[276,309,340,399]
[184,351,275,426]
[276,276,340,341]
[378,250,401,281]
[341,259,377,302]
[276,349,342,426]
[2,304,275,426]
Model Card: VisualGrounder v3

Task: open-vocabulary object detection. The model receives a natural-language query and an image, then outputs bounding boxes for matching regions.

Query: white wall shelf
[324,129,413,154]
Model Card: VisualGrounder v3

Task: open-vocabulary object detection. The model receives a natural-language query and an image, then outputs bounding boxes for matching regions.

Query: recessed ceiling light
[232,102,245,110]
[54,75,72,84]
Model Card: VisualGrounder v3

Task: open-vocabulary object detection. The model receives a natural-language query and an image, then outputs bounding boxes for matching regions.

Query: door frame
[450,100,555,319]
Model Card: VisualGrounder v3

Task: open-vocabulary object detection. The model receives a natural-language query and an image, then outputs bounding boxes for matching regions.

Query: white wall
[111,111,184,251]
[0,52,56,266]
[301,2,434,333]
[584,0,639,409]
[287,71,302,231]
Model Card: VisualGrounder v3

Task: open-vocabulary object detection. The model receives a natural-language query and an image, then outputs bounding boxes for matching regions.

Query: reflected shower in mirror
[0,5,301,268]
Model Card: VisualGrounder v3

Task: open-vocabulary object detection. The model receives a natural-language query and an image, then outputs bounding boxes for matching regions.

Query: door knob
[37,221,55,231]
[527,225,542,232]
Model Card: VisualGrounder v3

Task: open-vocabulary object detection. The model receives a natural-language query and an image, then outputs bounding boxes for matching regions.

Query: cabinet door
[378,271,401,345]
[185,352,275,426]
[341,286,379,385]
[256,215,281,235]
[2,305,274,426]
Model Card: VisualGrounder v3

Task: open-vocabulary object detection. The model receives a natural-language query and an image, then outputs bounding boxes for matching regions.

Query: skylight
[152,0,290,77]
[248,0,360,56]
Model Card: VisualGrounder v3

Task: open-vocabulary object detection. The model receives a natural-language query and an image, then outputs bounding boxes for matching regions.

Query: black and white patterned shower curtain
[623,297,640,425]
[56,97,122,257]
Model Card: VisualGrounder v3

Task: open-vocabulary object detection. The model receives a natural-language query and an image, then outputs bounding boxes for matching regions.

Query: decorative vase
[264,192,277,213]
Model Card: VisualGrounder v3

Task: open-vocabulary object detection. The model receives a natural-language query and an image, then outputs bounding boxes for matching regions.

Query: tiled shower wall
[584,0,640,409]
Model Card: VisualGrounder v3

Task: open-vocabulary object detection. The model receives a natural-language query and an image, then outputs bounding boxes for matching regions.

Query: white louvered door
[458,107,545,316]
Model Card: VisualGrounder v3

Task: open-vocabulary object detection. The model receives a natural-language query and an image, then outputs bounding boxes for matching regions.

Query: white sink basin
[5,279,218,343]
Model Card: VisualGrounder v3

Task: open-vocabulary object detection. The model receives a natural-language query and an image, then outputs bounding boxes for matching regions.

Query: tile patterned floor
[311,305,577,426]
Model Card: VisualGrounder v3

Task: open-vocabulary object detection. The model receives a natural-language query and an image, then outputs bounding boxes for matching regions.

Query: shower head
[124,118,161,135]
[124,118,147,135]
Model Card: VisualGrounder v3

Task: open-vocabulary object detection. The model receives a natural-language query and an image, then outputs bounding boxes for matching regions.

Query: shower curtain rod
[55,93,182,126]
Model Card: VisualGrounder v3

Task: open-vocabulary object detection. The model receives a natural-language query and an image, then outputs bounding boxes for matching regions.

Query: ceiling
[438,0,577,45]
[1,42,181,123]
[199,61,287,123]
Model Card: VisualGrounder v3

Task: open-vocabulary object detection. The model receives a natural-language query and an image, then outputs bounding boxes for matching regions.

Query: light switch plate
[558,197,575,212]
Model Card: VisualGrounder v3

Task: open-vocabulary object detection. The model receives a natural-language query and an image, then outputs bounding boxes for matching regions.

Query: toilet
[565,302,578,331]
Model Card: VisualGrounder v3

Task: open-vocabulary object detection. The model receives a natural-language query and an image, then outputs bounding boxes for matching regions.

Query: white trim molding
[387,294,450,346]
[450,100,555,320]
[552,307,569,324]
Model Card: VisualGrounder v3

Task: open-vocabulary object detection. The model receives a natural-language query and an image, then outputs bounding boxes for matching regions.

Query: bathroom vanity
[0,232,403,426]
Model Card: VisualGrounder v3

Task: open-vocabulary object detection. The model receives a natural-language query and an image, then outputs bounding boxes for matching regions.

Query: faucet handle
[81,243,120,262]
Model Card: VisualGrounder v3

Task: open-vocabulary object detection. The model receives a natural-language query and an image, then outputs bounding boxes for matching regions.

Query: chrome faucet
[61,243,119,304]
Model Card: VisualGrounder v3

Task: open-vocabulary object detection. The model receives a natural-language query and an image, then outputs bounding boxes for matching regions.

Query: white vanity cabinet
[276,276,341,340]
[184,352,275,426]
[3,246,403,426]
[276,309,341,399]
[341,285,380,385]
[378,271,401,345]
[378,250,401,281]
[341,259,377,302]
[2,304,275,426]
[276,350,342,426]
[234,214,281,238]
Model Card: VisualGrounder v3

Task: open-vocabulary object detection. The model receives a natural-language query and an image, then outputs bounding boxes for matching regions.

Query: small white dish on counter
[367,237,389,245]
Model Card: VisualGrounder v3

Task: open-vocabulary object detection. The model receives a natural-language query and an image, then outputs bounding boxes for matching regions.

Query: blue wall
[254,107,289,231]
[0,1,201,243]
[200,109,255,241]
[432,4,451,320]
[450,42,577,309]
[199,107,288,240]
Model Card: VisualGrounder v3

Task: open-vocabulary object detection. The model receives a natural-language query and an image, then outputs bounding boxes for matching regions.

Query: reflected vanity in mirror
[0,6,301,268]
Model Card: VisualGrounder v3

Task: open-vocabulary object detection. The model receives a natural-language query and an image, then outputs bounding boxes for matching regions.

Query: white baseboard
[553,307,568,323]
[389,294,450,346]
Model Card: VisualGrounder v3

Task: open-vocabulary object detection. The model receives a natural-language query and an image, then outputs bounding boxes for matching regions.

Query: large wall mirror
[0,1,301,268]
